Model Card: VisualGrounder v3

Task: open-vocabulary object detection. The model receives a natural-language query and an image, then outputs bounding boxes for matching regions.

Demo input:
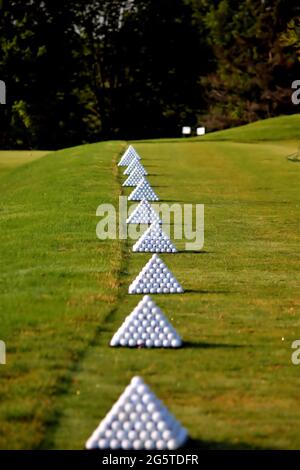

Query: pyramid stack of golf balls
[133,222,177,253]
[85,376,188,450]
[129,254,183,294]
[124,158,147,176]
[123,168,145,187]
[127,199,161,225]
[128,178,159,202]
[110,295,182,348]
[85,146,189,451]
[118,146,140,167]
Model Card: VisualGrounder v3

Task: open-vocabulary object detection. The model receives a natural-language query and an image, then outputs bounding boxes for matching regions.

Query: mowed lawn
[0,142,125,448]
[1,117,300,449]
[0,150,49,176]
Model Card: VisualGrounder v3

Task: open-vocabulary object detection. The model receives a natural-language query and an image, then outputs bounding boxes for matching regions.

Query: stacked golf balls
[127,199,161,224]
[124,158,147,176]
[110,295,182,348]
[132,222,177,253]
[86,146,188,452]
[118,146,141,166]
[128,178,159,202]
[86,377,188,450]
[129,254,184,294]
[123,168,145,187]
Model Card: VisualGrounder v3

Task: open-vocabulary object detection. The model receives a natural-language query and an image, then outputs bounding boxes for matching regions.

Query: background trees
[200,0,300,129]
[0,0,299,149]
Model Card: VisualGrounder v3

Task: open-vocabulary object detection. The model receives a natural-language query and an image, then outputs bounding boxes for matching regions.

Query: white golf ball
[130,412,139,423]
[124,402,133,413]
[151,430,161,441]
[157,420,167,432]
[167,438,179,450]
[104,429,113,439]
[152,411,162,422]
[118,411,127,422]
[130,393,139,404]
[110,439,120,449]
[131,377,143,387]
[137,384,147,395]
[134,421,144,432]
[147,402,156,414]
[139,430,150,442]
[142,393,154,405]
[133,439,143,450]
[121,439,132,450]
[145,439,155,450]
[162,429,172,441]
[135,402,144,413]
[110,337,118,347]
[128,429,138,440]
[116,429,126,441]
[156,439,166,450]
[123,421,132,432]
[145,421,155,431]
[98,438,109,449]
[111,421,121,431]
[140,412,150,422]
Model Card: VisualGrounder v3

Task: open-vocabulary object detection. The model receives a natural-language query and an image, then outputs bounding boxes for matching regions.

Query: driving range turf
[0,115,300,449]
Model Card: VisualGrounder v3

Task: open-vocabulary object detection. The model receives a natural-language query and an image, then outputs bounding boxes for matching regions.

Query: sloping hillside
[201,114,300,141]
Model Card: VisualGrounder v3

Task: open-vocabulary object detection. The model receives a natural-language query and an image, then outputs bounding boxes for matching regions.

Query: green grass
[0,150,49,176]
[0,142,125,448]
[200,114,300,142]
[0,115,300,449]
[134,114,300,144]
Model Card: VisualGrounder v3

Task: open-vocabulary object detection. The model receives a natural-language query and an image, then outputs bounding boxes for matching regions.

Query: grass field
[0,151,49,176]
[0,116,300,449]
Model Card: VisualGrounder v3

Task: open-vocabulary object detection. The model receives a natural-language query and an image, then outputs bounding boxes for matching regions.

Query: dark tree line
[0,0,299,149]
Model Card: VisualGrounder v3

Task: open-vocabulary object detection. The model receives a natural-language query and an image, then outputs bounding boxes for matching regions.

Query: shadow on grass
[185,289,233,295]
[176,250,212,254]
[150,185,170,188]
[160,199,186,203]
[186,438,274,450]
[184,341,245,349]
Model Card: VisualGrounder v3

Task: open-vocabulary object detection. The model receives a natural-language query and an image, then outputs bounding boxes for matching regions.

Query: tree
[201,0,300,130]
[117,0,209,138]
[1,0,299,148]
[0,0,100,149]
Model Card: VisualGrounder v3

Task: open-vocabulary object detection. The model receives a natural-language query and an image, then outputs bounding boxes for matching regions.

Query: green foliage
[0,0,299,147]
[201,0,300,130]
